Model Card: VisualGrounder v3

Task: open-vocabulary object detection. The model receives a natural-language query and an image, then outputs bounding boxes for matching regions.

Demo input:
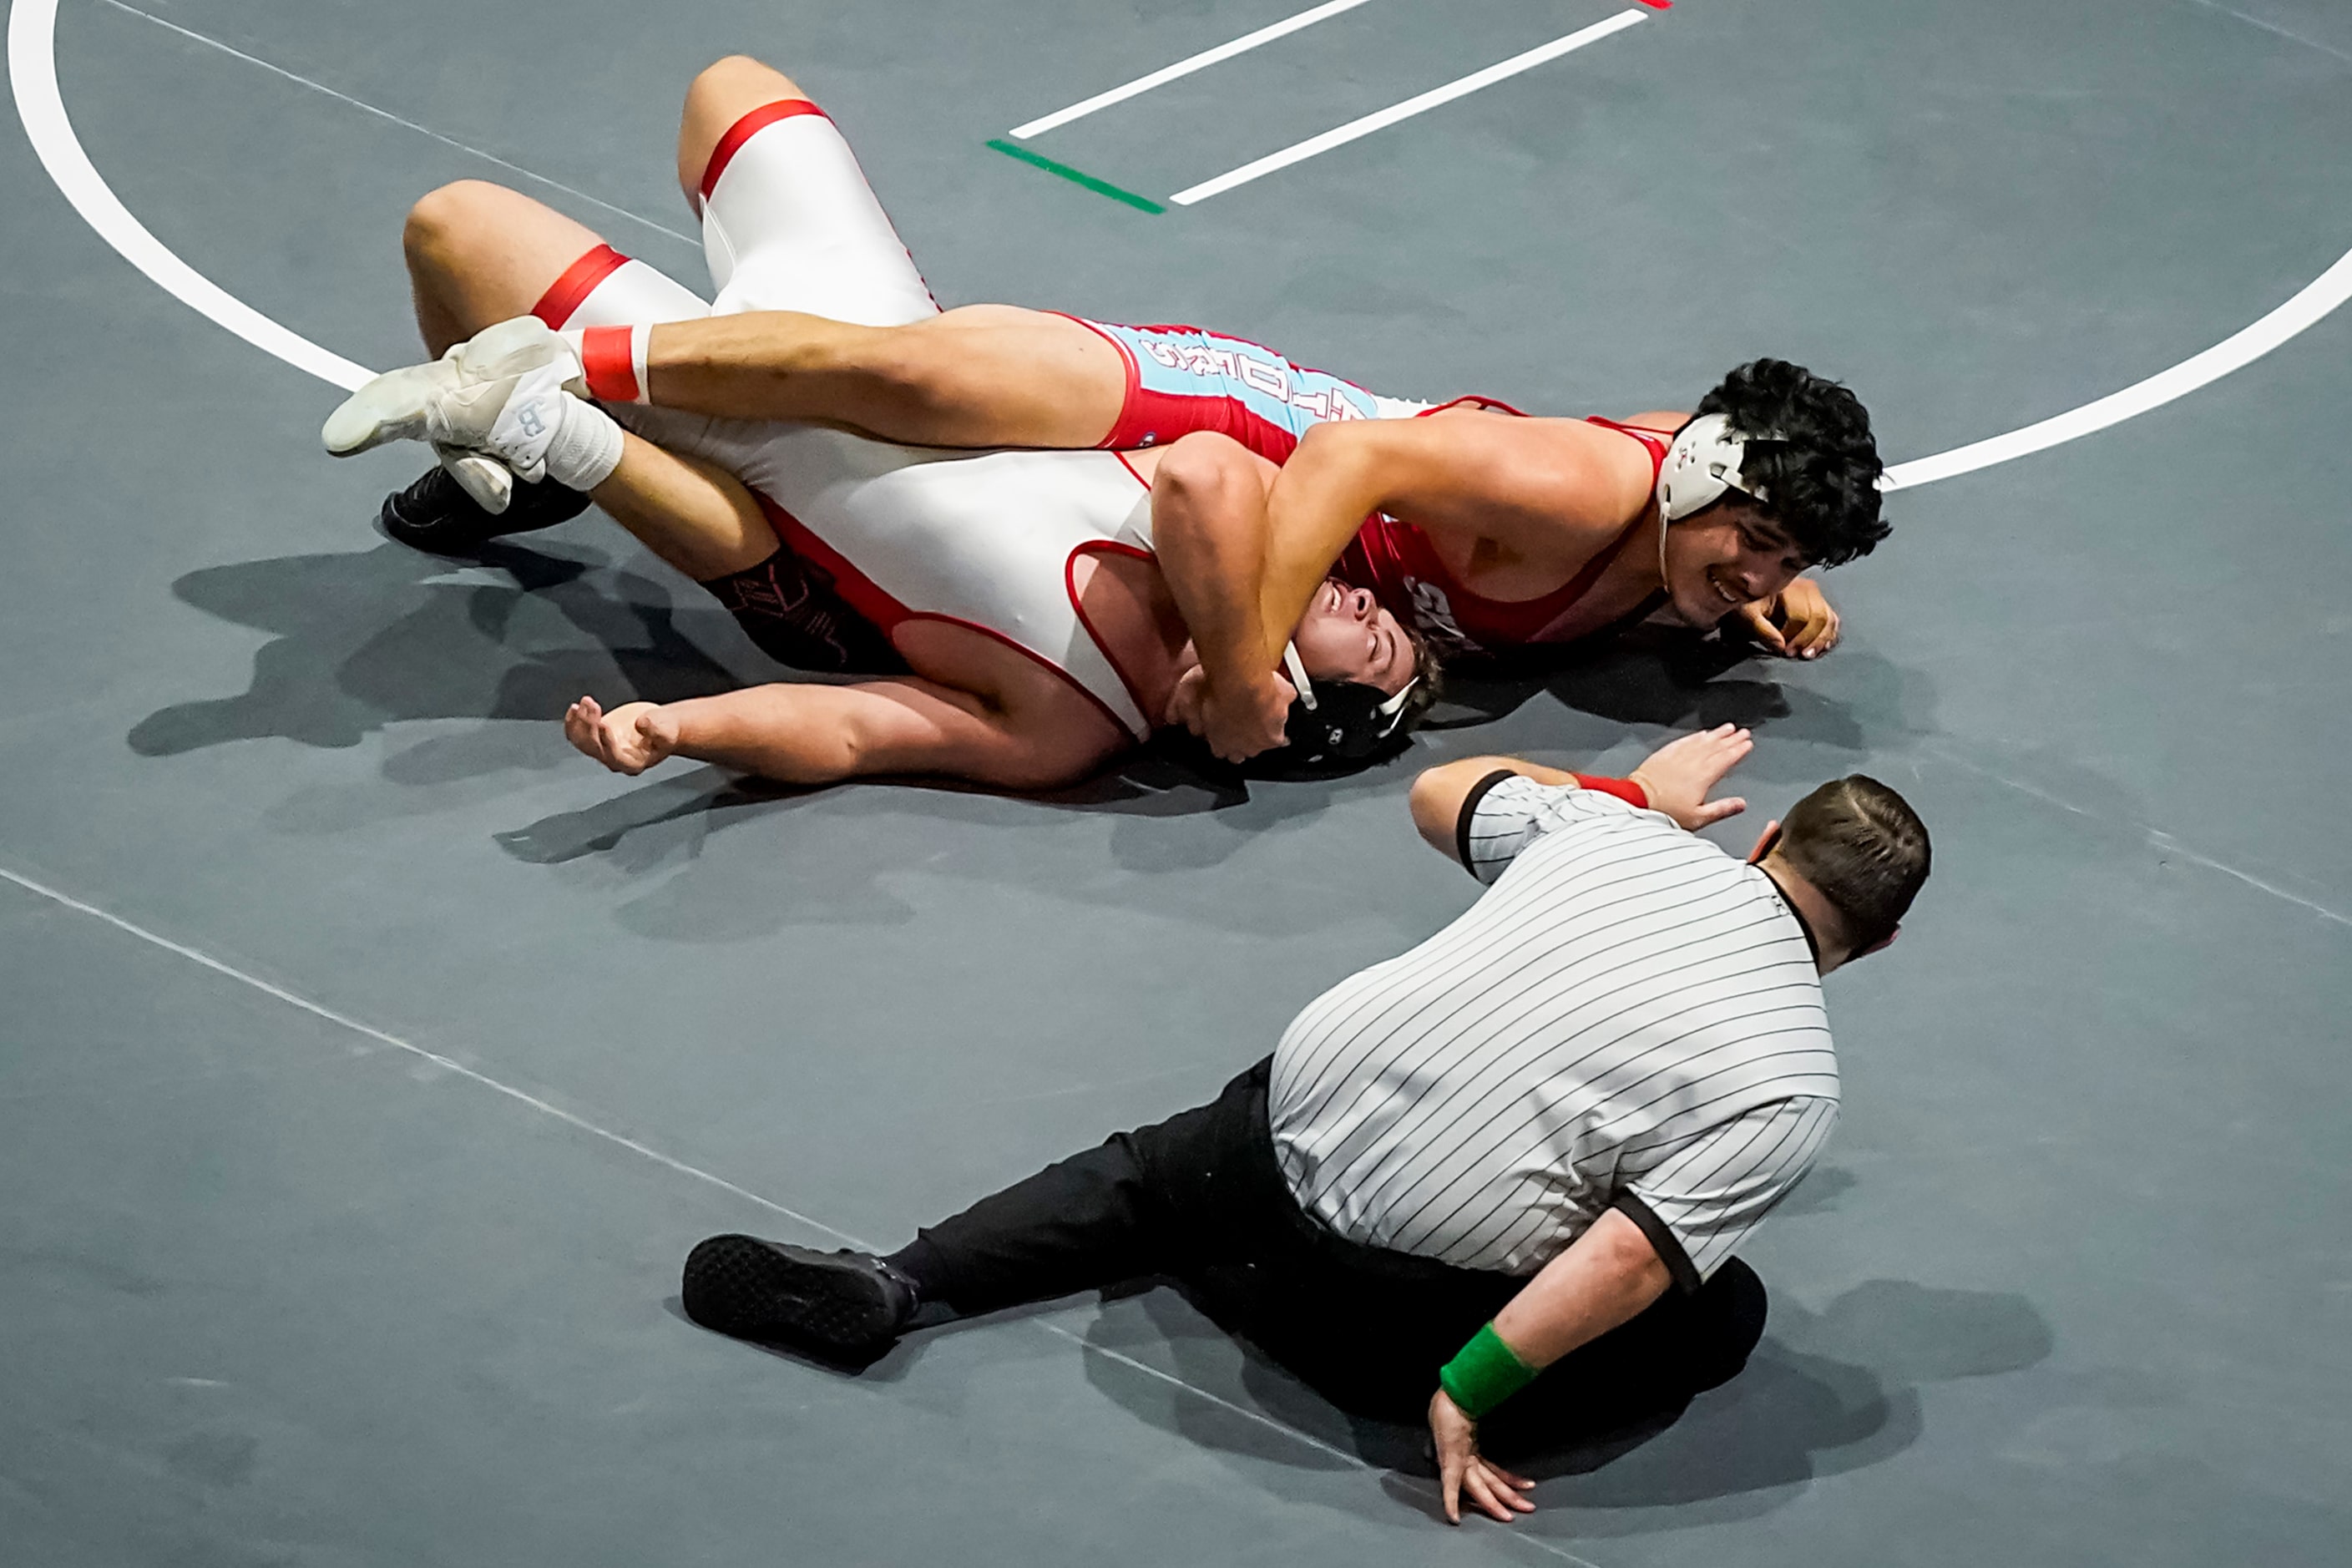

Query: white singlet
[533,99,1161,740]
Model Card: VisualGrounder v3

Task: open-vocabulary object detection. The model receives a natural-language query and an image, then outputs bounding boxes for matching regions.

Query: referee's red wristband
[1571,773,1649,809]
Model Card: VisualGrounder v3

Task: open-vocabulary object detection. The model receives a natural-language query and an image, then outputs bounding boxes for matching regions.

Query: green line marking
[986,139,1165,214]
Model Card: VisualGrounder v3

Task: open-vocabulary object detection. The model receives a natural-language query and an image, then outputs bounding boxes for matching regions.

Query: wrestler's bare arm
[637,305,1127,448]
[564,428,1130,791]
[564,665,1115,792]
[1147,435,1294,755]
[1256,415,1651,661]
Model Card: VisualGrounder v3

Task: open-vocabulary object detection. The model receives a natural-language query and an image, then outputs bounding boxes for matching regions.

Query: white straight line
[1924,749,2352,930]
[1879,244,2352,489]
[2182,0,2352,70]
[1009,0,1375,139]
[1170,8,1646,205]
[0,857,1450,1489]
[0,862,863,1245]
[92,0,697,246]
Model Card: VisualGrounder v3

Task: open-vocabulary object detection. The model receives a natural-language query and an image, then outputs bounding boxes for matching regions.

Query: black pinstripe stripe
[1269,779,1838,1275]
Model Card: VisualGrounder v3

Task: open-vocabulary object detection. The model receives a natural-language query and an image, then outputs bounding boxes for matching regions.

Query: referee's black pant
[888,1058,1767,1450]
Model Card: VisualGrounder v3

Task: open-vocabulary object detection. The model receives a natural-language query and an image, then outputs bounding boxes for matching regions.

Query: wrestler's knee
[687,53,807,111]
[402,180,521,275]
[677,54,808,197]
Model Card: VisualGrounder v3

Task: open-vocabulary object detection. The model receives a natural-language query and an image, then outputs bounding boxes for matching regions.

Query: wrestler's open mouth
[1707,569,1743,607]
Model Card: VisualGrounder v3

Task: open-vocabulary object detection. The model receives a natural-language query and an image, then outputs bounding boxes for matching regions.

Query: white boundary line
[1171,9,1646,205]
[0,857,1621,1565]
[0,862,862,1242]
[0,854,1449,1490]
[8,0,370,388]
[1010,0,1375,140]
[1877,245,2352,488]
[11,0,2352,489]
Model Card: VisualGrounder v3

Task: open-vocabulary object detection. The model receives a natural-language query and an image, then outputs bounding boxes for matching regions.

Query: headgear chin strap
[1277,643,1418,764]
[1654,412,1781,582]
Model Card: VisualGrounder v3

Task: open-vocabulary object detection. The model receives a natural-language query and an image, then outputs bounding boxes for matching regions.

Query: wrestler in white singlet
[534,101,1163,740]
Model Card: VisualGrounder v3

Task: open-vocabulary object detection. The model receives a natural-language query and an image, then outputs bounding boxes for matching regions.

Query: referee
[680,724,1930,1525]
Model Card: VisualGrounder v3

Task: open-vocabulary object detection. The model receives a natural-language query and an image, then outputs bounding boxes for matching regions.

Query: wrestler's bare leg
[649,56,1126,447]
[396,180,765,575]
[402,180,603,356]
[635,306,1127,448]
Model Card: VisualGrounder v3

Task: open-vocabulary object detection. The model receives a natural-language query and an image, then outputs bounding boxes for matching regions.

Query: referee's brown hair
[1775,776,1930,948]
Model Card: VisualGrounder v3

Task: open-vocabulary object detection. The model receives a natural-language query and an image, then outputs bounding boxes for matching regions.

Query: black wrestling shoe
[681,1235,918,1358]
[377,464,591,556]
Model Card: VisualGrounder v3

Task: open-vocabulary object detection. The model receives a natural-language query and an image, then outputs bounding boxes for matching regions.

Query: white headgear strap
[1282,642,1318,711]
[1283,640,1419,731]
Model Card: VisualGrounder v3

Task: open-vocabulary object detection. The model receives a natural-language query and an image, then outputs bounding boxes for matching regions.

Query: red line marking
[1636,0,1672,9]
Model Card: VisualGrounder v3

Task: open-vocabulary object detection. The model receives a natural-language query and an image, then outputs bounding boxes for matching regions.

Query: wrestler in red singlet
[1338,403,1677,657]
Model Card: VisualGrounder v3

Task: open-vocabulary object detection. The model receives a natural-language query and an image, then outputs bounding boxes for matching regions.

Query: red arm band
[1571,773,1650,809]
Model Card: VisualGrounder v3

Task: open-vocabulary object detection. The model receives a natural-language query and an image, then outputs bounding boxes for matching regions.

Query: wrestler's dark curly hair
[1694,359,1889,569]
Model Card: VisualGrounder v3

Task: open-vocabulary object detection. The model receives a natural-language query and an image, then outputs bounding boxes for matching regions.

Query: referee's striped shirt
[1268,773,1838,1287]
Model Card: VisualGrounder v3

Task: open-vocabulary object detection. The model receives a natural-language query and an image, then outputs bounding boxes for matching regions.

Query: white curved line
[1880,245,2352,489]
[8,0,372,391]
[8,0,2350,483]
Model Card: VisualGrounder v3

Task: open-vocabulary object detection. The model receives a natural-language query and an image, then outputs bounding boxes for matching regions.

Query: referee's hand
[1627,725,1753,832]
[1429,1388,1535,1524]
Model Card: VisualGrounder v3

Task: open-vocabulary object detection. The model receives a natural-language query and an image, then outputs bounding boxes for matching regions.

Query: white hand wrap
[482,365,624,492]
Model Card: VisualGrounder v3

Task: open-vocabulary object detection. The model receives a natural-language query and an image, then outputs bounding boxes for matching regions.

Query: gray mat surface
[3,2,2347,1563]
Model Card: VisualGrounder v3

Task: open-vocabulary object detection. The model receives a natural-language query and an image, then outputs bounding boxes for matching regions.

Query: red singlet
[1338,402,1674,655]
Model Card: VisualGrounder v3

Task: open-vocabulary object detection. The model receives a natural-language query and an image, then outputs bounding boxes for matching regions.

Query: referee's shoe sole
[680,1234,915,1360]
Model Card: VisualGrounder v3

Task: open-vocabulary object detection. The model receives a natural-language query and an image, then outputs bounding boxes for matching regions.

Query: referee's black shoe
[681,1234,918,1360]
[377,464,591,556]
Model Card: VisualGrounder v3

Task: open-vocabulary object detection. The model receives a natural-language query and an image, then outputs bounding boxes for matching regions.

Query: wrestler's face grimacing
[1290,578,1417,694]
[1662,503,1812,627]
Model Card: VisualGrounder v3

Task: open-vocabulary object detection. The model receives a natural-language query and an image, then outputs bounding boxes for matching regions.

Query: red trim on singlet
[532,244,631,329]
[1338,402,1670,649]
[1581,414,1677,477]
[1060,316,1313,464]
[751,495,1143,744]
[700,99,828,202]
[1065,539,1164,731]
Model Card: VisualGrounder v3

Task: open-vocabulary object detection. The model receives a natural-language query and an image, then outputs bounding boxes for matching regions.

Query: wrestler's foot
[564,695,677,775]
[379,463,590,554]
[681,1235,918,1360]
[321,317,582,458]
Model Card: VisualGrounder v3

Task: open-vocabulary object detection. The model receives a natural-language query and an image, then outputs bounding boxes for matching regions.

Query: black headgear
[1264,643,1419,766]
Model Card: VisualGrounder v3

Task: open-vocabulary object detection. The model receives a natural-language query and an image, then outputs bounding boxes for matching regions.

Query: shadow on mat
[127,539,748,761]
[1434,627,1867,751]
[131,539,1874,867]
[1078,1275,2049,1529]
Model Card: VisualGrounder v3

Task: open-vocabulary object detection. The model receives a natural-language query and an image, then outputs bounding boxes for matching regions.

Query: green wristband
[1438,1321,1538,1419]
